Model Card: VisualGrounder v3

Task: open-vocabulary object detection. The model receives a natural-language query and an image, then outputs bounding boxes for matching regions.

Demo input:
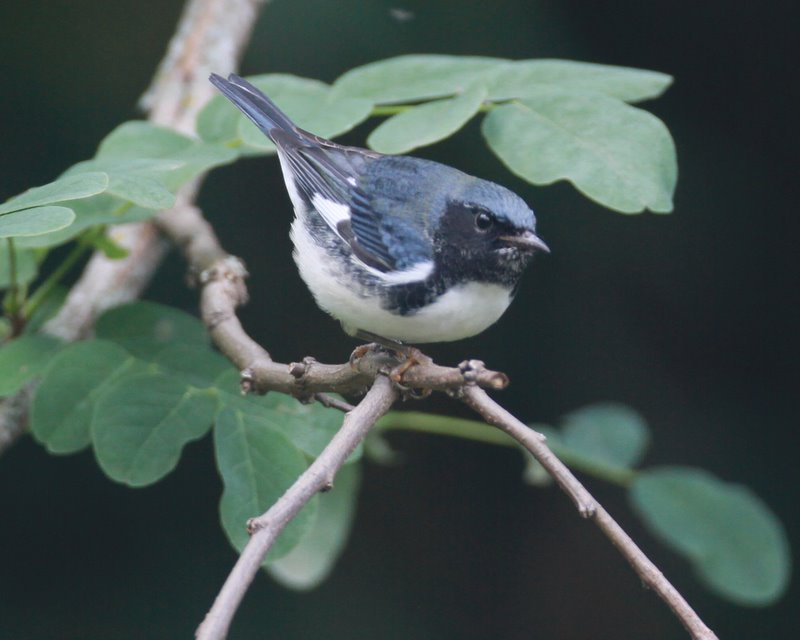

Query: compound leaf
[215,406,316,561]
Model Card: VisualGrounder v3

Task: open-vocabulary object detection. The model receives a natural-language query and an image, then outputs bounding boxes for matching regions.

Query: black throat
[381,202,531,316]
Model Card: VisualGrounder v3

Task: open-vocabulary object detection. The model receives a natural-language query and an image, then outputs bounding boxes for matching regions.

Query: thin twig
[461,385,719,640]
[313,392,355,412]
[196,375,399,640]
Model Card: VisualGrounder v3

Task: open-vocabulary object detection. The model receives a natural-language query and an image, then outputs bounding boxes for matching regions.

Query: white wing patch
[311,193,434,283]
[361,259,434,284]
[311,193,351,229]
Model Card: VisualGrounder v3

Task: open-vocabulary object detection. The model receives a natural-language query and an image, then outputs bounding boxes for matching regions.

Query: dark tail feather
[209,73,299,141]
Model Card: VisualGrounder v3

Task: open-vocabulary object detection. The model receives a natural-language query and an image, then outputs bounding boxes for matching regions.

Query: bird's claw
[389,347,433,384]
[349,342,381,369]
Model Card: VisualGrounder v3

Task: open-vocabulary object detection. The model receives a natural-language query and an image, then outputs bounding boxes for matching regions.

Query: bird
[209,73,549,346]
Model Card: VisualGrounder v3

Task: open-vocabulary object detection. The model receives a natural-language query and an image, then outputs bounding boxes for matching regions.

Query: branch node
[288,361,306,379]
[239,368,255,395]
[458,359,485,383]
[288,356,318,379]
[200,255,250,306]
[245,517,261,536]
[287,357,321,403]
[320,481,334,493]
[457,359,510,390]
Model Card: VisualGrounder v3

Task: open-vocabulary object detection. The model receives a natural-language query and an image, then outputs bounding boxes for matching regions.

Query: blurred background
[1,1,798,638]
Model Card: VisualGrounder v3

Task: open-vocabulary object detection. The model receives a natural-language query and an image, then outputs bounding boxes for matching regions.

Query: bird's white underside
[290,211,512,343]
[279,152,514,342]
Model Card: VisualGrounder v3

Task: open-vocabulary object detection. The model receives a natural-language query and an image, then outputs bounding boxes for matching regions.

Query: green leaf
[23,285,68,334]
[234,75,373,151]
[106,174,176,210]
[253,392,354,460]
[334,54,503,103]
[484,60,673,103]
[214,369,355,461]
[163,141,238,187]
[13,194,155,250]
[0,243,38,288]
[91,233,130,259]
[0,172,108,215]
[482,88,677,213]
[95,301,208,359]
[268,463,360,590]
[149,342,232,387]
[630,467,791,605]
[0,206,76,239]
[215,406,316,560]
[367,84,487,154]
[89,121,235,191]
[213,378,351,482]
[31,340,143,454]
[0,335,62,396]
[197,94,242,144]
[92,372,216,486]
[559,403,650,468]
[96,122,193,159]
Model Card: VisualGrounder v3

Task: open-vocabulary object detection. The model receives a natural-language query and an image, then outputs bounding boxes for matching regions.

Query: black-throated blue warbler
[209,74,548,345]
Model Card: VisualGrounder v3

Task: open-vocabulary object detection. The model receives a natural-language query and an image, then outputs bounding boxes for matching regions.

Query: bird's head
[433,177,548,287]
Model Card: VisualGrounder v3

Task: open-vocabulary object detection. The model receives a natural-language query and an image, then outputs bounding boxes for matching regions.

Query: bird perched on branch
[210,73,548,346]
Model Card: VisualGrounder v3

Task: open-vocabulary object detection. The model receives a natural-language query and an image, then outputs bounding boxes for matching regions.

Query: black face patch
[438,201,507,248]
[431,200,533,289]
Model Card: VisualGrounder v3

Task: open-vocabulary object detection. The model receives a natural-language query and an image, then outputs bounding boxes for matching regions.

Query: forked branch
[196,375,399,640]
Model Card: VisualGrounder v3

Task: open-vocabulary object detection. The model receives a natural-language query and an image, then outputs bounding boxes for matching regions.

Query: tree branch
[0,0,268,450]
[0,385,32,456]
[461,385,719,640]
[196,375,399,640]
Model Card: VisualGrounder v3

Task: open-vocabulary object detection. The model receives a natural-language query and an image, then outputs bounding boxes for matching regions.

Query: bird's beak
[499,230,550,253]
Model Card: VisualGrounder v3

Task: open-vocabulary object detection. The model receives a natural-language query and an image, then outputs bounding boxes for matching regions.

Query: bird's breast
[291,212,513,342]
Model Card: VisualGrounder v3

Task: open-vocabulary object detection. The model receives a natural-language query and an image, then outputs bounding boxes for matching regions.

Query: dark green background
[1,1,797,638]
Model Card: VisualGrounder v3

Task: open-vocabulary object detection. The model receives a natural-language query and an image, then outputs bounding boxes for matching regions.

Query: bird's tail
[209,73,299,142]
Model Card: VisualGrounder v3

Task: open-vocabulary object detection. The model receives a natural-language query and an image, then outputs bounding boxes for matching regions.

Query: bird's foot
[349,342,385,369]
[351,330,433,392]
[388,346,433,385]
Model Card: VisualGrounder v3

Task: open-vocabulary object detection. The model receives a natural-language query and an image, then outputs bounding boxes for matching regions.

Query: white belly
[290,216,513,343]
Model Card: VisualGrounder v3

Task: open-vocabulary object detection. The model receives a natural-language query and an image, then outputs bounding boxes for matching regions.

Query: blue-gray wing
[281,143,441,274]
[209,73,436,273]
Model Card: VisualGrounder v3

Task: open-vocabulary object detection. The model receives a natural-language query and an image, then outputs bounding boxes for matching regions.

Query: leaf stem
[112,201,134,217]
[370,104,414,116]
[4,238,19,306]
[21,228,103,321]
[3,238,24,336]
[375,411,637,487]
[370,100,498,117]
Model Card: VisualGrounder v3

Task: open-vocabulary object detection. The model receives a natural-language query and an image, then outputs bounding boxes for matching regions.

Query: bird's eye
[474,210,494,232]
